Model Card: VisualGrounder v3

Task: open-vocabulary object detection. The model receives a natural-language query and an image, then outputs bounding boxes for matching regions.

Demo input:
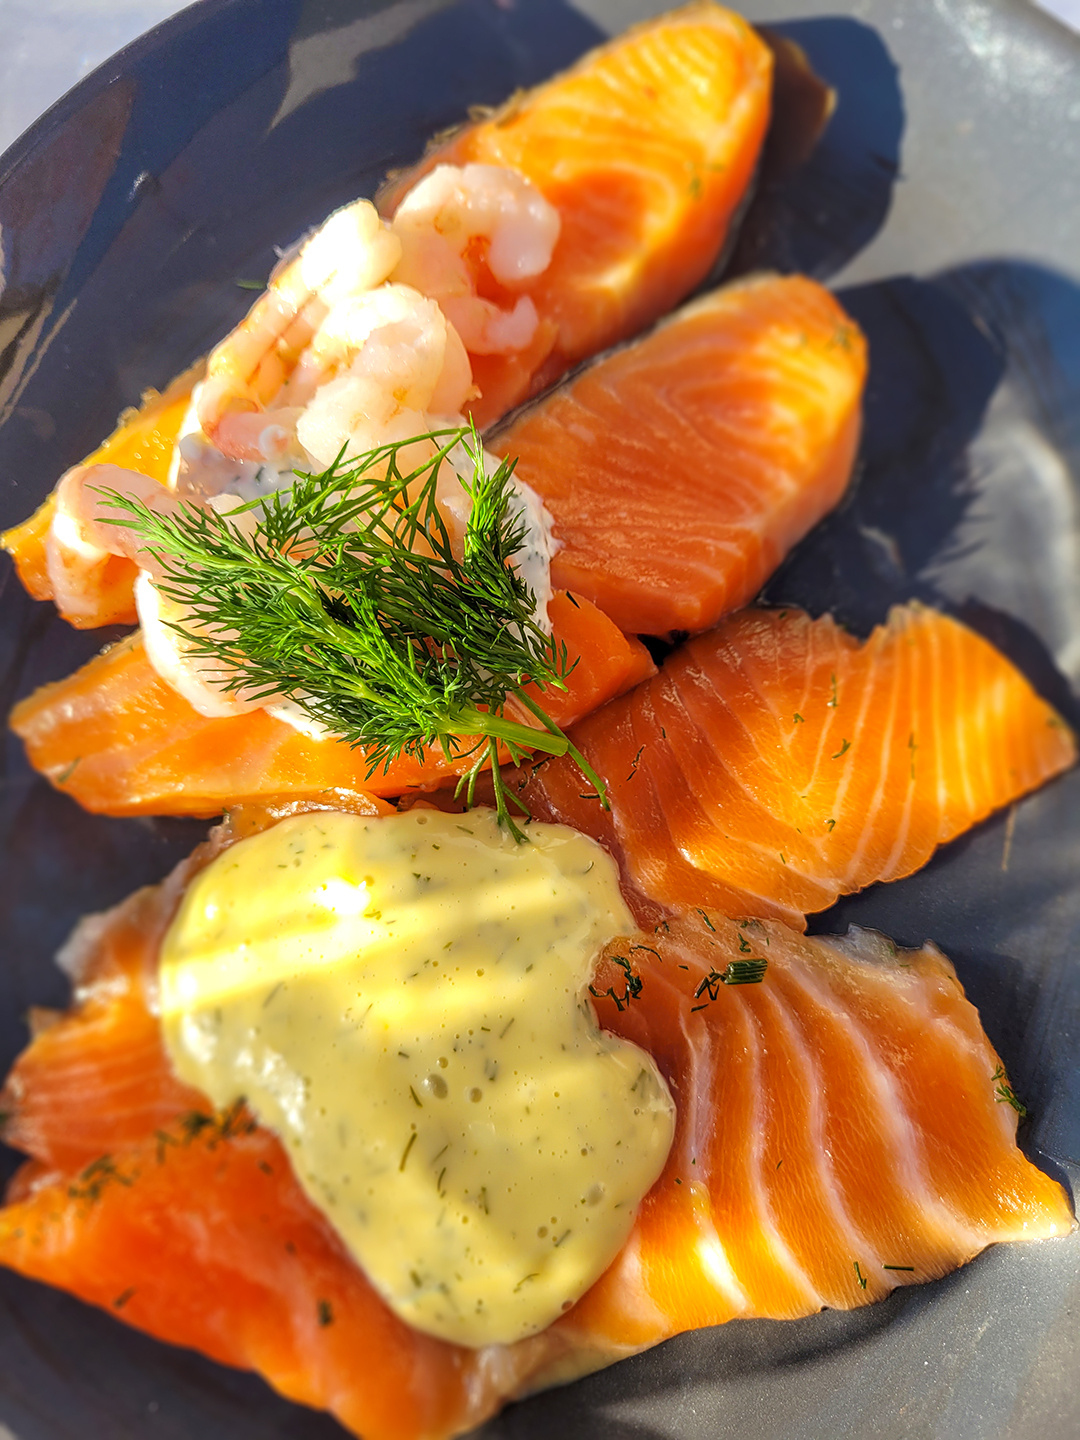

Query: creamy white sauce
[159,809,674,1347]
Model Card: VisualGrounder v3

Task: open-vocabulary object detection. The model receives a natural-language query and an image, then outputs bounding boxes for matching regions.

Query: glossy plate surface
[0,1,1078,1436]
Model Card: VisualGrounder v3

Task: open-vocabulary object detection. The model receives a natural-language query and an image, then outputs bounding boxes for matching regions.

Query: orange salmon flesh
[0,815,1070,1440]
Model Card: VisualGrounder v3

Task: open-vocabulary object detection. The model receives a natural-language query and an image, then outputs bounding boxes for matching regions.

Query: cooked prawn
[391,163,560,355]
[195,200,403,462]
[194,166,558,469]
[44,463,182,619]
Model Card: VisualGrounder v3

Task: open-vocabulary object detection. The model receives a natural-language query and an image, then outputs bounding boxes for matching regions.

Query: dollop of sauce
[159,809,674,1347]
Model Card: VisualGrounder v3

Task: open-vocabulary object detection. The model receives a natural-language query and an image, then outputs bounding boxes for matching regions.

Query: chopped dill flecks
[696,909,716,933]
[317,1298,334,1327]
[67,1154,134,1205]
[627,744,645,780]
[112,1287,137,1310]
[589,953,643,1011]
[409,1086,423,1108]
[793,712,804,724]
[629,943,661,961]
[883,1264,915,1272]
[694,968,724,1004]
[991,1065,1029,1117]
[737,931,752,953]
[56,756,82,785]
[832,738,851,759]
[722,958,767,986]
[399,1131,418,1171]
[825,818,836,832]
[853,1261,867,1290]
[828,672,839,708]
[235,278,265,290]
[513,1273,539,1293]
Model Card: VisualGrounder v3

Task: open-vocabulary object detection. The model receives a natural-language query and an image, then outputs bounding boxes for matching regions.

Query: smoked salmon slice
[3,2,773,627]
[380,2,774,426]
[0,822,1069,1440]
[489,274,867,636]
[517,604,1077,928]
[9,591,654,818]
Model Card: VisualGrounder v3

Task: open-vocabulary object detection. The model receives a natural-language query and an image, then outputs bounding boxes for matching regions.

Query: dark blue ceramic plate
[1,2,1078,1436]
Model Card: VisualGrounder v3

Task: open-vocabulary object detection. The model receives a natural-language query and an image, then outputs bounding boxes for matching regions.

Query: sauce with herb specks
[159,808,674,1346]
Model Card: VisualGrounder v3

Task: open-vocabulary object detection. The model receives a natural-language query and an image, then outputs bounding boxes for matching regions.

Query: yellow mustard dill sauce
[159,808,675,1347]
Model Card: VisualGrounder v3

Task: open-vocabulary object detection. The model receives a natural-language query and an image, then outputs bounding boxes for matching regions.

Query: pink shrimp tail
[63,464,184,578]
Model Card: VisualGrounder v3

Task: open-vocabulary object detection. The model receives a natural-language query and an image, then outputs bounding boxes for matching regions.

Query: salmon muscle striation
[518,604,1078,927]
[0,848,1070,1440]
[380,2,774,425]
[572,911,1073,1345]
[490,275,867,637]
[9,592,654,818]
[3,3,774,624]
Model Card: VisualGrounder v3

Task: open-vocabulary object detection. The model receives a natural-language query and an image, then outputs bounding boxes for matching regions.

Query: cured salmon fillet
[489,275,867,636]
[9,591,654,817]
[0,827,1069,1440]
[3,3,773,627]
[517,604,1077,927]
[380,2,774,426]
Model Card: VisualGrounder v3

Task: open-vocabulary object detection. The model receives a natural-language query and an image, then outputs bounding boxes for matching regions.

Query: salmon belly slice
[490,275,867,637]
[518,604,1077,928]
[380,2,774,426]
[0,839,1070,1440]
[10,592,654,818]
[3,3,773,628]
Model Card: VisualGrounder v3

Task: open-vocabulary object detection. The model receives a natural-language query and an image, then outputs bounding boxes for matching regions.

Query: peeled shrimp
[193,166,559,469]
[44,167,563,717]
[391,164,560,355]
[294,286,471,469]
[196,200,402,462]
[44,463,184,620]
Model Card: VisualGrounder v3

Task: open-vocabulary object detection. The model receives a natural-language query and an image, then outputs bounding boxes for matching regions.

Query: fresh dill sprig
[96,423,606,838]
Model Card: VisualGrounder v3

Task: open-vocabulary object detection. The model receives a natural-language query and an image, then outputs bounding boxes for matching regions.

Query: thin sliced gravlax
[0,829,1070,1440]
[490,275,867,637]
[3,2,773,627]
[517,604,1077,927]
[380,2,774,425]
[9,592,654,818]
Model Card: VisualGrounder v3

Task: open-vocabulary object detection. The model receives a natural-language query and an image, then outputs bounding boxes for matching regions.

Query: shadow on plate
[765,258,1080,704]
[726,15,904,282]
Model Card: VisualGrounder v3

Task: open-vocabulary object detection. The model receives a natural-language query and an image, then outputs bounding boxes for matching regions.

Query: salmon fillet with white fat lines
[0,818,1070,1440]
[517,603,1078,927]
